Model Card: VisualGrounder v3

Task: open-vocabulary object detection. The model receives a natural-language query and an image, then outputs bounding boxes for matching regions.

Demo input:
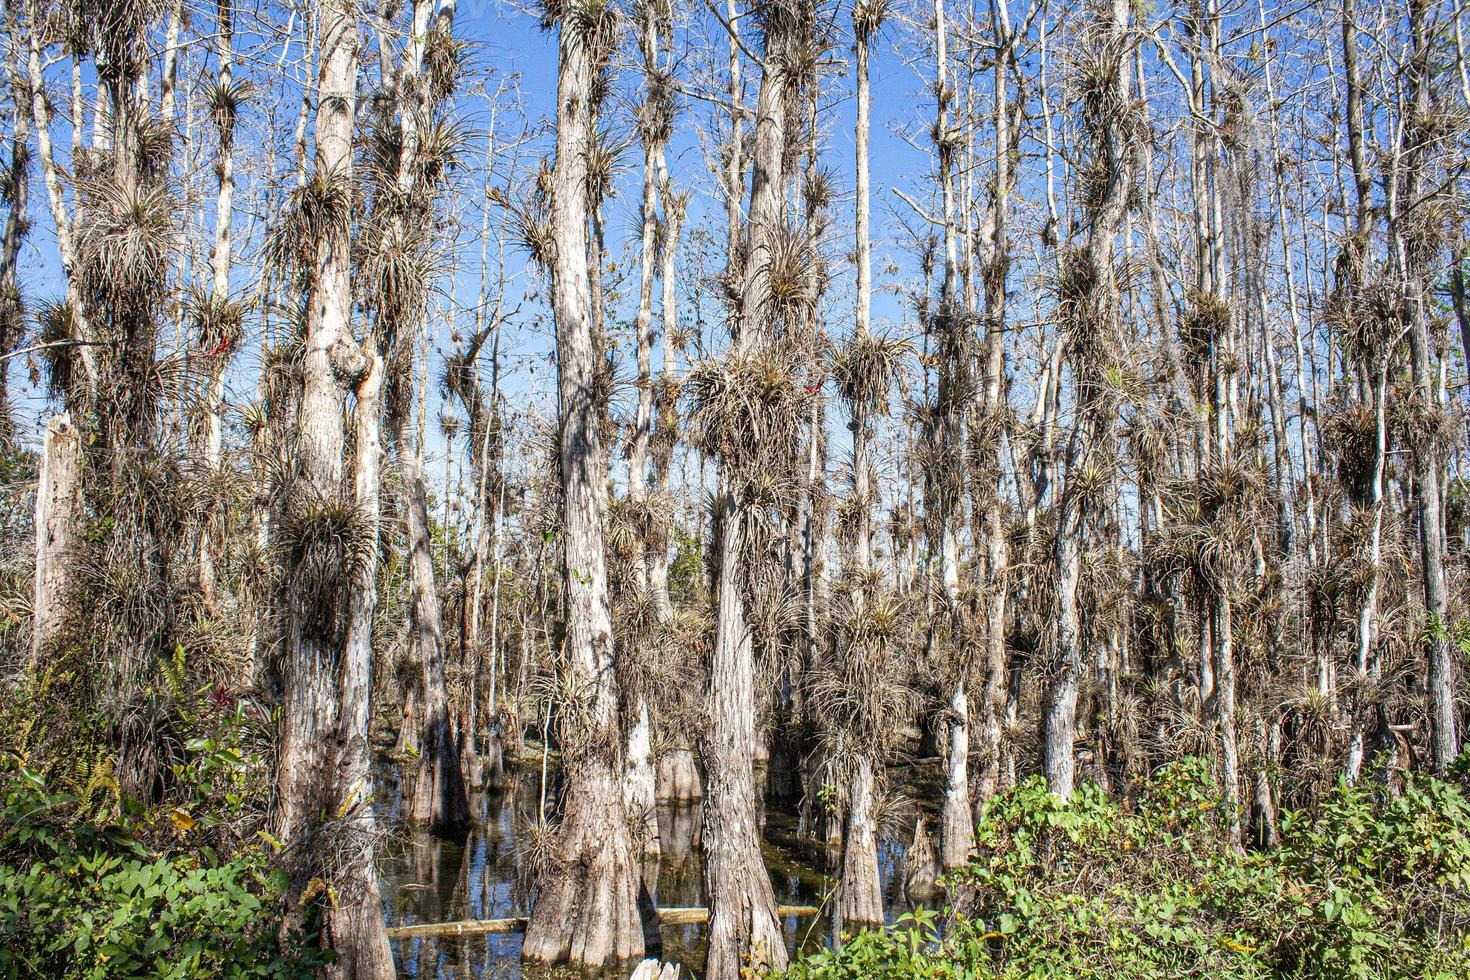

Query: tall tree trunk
[521,7,644,964]
[383,0,469,832]
[0,24,30,448]
[1042,0,1132,799]
[275,1,393,972]
[976,0,1015,801]
[647,186,683,622]
[1398,0,1456,773]
[622,0,672,858]
[702,8,792,976]
[931,0,972,853]
[198,0,237,608]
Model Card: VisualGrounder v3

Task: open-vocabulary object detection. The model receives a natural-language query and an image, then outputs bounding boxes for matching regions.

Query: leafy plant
[0,760,322,979]
[780,760,1470,980]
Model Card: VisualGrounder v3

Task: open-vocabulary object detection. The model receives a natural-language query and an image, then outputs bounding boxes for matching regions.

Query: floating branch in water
[385,905,822,938]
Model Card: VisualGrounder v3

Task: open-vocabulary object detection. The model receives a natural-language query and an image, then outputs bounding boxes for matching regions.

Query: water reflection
[377,764,904,978]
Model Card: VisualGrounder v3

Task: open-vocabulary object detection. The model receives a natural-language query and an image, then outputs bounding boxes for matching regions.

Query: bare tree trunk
[838,754,882,926]
[705,512,787,977]
[624,697,659,860]
[1398,0,1456,773]
[939,683,972,870]
[198,0,237,608]
[334,356,396,980]
[31,414,80,669]
[407,456,470,830]
[521,7,644,965]
[852,2,875,567]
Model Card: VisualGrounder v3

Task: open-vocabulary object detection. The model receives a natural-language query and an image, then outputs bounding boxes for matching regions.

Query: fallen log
[386,904,821,939]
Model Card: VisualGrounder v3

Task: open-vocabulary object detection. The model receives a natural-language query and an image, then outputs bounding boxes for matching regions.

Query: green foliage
[783,760,1470,979]
[667,529,704,602]
[0,762,323,980]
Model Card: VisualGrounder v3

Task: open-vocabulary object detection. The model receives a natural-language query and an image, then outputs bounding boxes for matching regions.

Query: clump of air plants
[584,131,627,210]
[75,181,177,303]
[1320,400,1379,501]
[810,591,917,751]
[0,282,24,360]
[1051,245,1106,337]
[1070,4,1145,141]
[761,224,824,329]
[852,0,893,45]
[273,491,375,646]
[1149,459,1266,598]
[911,400,966,522]
[686,348,813,494]
[1275,682,1338,803]
[650,375,683,465]
[260,339,305,427]
[538,0,621,54]
[1389,382,1460,472]
[967,404,1009,486]
[205,77,251,136]
[832,494,873,553]
[263,170,356,277]
[186,287,244,355]
[1124,409,1173,488]
[831,331,909,418]
[1179,289,1229,377]
[1324,278,1401,373]
[35,300,81,400]
[508,179,555,273]
[358,217,435,346]
[424,27,467,106]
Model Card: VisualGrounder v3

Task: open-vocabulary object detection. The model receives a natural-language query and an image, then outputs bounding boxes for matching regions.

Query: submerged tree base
[521,761,646,967]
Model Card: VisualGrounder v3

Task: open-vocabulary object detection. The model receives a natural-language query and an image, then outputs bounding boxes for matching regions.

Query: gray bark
[274,1,393,972]
[521,8,644,964]
[31,414,80,669]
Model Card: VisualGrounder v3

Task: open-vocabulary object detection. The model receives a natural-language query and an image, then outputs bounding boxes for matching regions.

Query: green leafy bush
[784,759,1470,979]
[0,763,322,979]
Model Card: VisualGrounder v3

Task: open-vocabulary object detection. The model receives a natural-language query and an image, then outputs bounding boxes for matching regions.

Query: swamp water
[375,764,908,978]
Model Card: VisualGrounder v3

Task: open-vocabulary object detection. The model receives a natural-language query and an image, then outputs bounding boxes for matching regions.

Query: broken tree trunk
[31,413,80,669]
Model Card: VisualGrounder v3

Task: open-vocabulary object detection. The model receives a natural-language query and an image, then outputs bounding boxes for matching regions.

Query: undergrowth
[0,671,323,979]
[784,757,1470,979]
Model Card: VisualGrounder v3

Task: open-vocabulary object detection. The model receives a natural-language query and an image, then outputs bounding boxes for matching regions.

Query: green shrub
[784,760,1470,979]
[0,764,322,979]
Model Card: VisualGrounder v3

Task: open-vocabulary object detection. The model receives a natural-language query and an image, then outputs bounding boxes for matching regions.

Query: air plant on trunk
[358,0,473,833]
[810,586,915,929]
[264,0,395,970]
[1040,0,1139,800]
